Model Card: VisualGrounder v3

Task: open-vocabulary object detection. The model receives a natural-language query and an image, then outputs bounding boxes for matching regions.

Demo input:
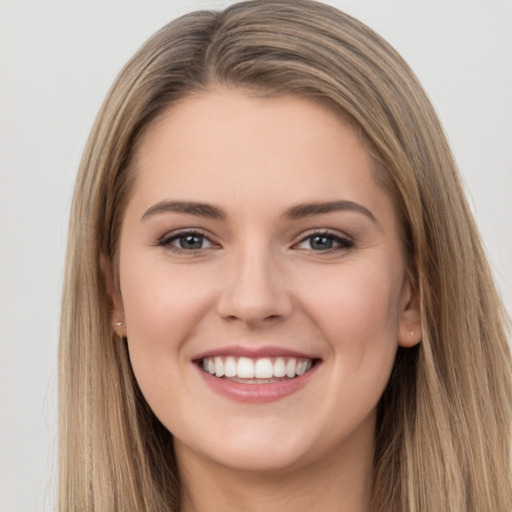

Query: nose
[216,242,293,327]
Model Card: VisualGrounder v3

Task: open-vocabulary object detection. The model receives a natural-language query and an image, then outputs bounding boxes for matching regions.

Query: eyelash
[157,229,354,254]
[157,229,217,253]
[294,230,354,253]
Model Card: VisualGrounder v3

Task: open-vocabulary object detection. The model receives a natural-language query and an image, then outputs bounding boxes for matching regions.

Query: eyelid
[292,229,354,251]
[157,228,220,252]
[155,227,353,253]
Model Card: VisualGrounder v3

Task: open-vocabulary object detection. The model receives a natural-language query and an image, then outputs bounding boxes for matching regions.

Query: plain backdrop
[1,1,511,510]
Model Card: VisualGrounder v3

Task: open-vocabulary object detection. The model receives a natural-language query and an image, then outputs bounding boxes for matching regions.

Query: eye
[295,231,354,252]
[158,230,216,252]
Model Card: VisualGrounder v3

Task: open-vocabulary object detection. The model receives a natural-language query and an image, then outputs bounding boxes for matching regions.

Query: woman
[59,1,512,510]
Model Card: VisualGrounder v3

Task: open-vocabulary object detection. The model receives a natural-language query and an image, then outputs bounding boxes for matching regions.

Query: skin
[112,88,420,512]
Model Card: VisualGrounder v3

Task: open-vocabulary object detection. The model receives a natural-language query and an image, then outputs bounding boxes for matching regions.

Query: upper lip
[192,345,320,361]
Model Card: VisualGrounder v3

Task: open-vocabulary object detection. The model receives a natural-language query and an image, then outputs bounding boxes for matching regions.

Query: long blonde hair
[59,1,512,510]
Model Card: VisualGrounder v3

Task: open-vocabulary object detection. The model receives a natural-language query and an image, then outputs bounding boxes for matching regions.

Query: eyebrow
[140,199,377,224]
[283,200,377,223]
[141,200,226,221]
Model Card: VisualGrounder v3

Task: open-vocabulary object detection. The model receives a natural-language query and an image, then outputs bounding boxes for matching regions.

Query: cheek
[297,260,403,372]
[306,263,400,328]
[118,253,216,382]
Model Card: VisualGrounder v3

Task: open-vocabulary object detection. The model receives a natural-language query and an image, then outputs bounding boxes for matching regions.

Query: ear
[397,274,421,348]
[100,254,126,338]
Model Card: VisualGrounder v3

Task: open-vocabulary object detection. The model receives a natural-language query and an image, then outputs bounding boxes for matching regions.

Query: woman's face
[114,88,420,474]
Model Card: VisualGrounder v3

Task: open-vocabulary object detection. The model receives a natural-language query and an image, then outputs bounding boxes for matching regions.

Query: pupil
[311,235,332,250]
[180,235,202,249]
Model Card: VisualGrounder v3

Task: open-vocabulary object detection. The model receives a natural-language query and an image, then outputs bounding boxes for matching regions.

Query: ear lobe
[397,276,421,348]
[100,254,126,337]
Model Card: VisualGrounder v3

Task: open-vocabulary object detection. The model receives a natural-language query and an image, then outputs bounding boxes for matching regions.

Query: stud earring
[410,331,415,336]
[116,322,123,326]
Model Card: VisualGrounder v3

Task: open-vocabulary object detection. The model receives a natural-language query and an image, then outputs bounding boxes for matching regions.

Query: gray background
[1,1,511,510]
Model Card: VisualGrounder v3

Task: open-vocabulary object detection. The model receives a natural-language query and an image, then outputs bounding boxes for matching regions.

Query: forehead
[127,88,396,227]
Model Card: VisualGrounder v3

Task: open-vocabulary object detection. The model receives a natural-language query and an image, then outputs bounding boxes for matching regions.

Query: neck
[176,433,374,512]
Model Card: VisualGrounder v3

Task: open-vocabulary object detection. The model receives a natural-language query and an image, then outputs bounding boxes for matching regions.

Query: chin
[174,416,335,476]
[203,443,313,474]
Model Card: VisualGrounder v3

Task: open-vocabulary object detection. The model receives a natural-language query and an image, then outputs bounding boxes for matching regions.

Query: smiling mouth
[198,356,318,383]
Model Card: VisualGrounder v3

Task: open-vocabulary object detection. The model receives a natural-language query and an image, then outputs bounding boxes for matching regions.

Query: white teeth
[200,356,314,380]
[224,356,237,377]
[296,360,308,376]
[237,357,255,378]
[286,358,296,378]
[254,358,273,378]
[273,357,286,378]
[214,357,224,377]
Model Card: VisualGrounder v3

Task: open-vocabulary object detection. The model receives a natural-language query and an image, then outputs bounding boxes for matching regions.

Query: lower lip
[196,363,320,403]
